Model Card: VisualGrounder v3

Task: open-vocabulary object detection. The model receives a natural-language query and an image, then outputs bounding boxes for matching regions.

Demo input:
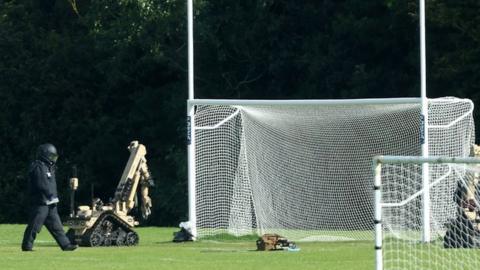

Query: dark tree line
[0,0,479,225]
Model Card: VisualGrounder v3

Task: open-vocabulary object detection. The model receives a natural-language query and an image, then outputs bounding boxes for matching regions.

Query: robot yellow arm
[113,141,154,219]
[139,161,154,219]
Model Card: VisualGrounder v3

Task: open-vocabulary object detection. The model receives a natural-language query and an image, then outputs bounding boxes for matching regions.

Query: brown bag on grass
[256,234,292,251]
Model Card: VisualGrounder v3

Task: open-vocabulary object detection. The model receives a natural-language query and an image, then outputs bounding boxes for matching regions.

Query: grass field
[0,225,374,270]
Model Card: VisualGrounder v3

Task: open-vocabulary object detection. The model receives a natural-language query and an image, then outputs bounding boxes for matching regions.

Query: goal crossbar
[188,97,422,106]
[374,156,480,165]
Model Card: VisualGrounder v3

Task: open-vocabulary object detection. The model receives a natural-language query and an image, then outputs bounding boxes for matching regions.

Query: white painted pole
[374,155,480,165]
[188,97,422,106]
[419,0,431,243]
[188,0,194,100]
[187,0,197,239]
[374,160,383,270]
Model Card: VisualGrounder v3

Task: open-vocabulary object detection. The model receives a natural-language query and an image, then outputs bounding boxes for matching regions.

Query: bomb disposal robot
[65,141,154,247]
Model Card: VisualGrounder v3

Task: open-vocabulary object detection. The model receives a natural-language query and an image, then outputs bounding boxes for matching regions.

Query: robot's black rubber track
[75,211,139,247]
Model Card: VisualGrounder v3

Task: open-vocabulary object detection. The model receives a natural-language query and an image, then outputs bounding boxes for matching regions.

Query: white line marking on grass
[299,236,356,242]
[200,248,250,253]
[33,240,56,243]
[0,240,55,244]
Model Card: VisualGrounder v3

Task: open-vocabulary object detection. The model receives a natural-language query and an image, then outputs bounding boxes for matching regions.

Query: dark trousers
[21,204,71,250]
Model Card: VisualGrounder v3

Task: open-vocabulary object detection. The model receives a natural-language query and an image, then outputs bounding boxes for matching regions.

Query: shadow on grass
[200,233,259,241]
[199,249,256,253]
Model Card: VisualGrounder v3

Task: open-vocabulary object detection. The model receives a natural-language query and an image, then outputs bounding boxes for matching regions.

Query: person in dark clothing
[21,143,77,251]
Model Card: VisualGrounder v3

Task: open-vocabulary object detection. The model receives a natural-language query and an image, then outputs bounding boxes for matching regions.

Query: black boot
[62,244,78,251]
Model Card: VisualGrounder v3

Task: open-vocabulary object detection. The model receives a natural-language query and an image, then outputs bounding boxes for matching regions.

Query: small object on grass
[287,244,300,252]
[173,221,194,242]
[256,234,297,251]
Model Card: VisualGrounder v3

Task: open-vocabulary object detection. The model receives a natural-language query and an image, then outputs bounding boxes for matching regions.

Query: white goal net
[190,97,475,241]
[375,155,480,270]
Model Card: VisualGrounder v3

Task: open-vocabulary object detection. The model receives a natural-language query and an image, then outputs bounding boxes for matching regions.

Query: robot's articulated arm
[139,161,154,219]
[113,141,154,219]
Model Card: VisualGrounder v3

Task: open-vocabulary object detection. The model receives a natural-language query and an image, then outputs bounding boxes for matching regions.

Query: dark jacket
[28,160,58,205]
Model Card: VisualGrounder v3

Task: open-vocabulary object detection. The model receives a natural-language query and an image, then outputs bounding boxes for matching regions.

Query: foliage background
[0,0,478,225]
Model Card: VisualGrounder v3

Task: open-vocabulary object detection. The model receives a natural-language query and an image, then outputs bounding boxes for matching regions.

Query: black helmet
[37,143,59,164]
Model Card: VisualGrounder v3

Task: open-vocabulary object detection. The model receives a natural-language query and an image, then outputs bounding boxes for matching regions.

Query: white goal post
[187,97,475,241]
[374,155,480,270]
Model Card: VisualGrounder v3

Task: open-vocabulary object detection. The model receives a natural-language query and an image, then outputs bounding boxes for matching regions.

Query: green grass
[0,224,374,270]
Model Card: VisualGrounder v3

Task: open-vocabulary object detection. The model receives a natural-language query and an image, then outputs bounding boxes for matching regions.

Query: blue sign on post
[187,116,191,145]
[420,114,425,145]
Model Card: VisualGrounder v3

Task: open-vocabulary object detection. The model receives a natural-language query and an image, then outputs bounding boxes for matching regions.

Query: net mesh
[380,159,480,270]
[193,97,475,241]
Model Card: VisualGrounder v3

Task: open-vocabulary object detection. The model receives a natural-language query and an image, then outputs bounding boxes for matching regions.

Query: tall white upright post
[187,0,197,238]
[419,0,430,242]
[374,160,383,270]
